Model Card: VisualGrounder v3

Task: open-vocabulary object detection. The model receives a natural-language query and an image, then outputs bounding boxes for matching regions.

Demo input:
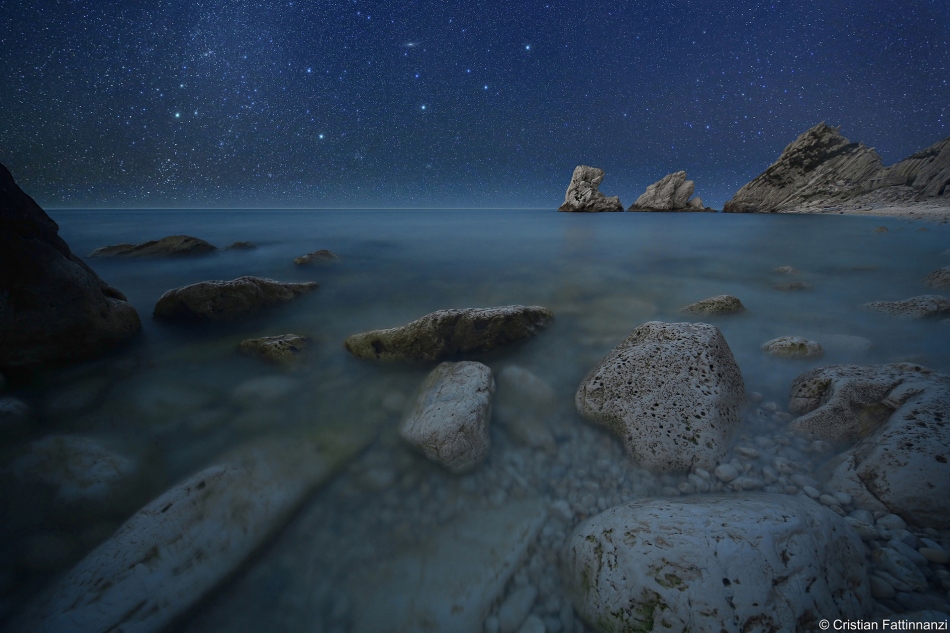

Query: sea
[2,208,949,631]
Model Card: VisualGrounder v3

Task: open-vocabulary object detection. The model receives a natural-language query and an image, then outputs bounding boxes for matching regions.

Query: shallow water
[2,209,949,630]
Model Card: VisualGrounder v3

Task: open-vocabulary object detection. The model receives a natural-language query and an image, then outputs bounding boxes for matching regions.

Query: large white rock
[563,495,871,633]
[401,361,494,473]
[629,171,697,211]
[789,363,950,527]
[575,321,745,472]
[557,165,623,212]
[9,426,372,633]
[349,498,547,633]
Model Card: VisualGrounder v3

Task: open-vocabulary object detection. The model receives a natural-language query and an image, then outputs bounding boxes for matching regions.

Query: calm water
[2,209,949,630]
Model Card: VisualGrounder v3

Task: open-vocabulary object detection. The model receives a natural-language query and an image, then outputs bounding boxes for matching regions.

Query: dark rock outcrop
[344,306,554,362]
[88,235,217,258]
[679,294,746,315]
[724,123,950,213]
[294,249,340,265]
[238,334,312,365]
[628,171,710,211]
[225,241,257,250]
[153,276,318,323]
[860,295,950,319]
[557,166,623,212]
[0,164,141,372]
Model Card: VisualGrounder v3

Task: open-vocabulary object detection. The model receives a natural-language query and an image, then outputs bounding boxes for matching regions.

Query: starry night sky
[1,0,948,209]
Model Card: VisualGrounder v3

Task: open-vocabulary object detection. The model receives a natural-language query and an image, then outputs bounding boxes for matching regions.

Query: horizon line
[45,205,561,211]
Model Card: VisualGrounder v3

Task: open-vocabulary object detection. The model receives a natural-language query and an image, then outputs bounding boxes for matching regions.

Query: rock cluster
[344,306,553,362]
[557,166,623,212]
[0,163,141,372]
[153,276,319,323]
[724,123,950,213]
[628,171,709,211]
[575,321,745,472]
[88,235,217,258]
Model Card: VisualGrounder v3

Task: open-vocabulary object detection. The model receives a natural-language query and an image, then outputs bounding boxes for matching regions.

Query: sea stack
[628,171,710,211]
[557,165,623,212]
[0,163,141,373]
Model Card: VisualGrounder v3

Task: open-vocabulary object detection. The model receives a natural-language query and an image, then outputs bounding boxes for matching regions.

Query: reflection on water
[1,209,948,630]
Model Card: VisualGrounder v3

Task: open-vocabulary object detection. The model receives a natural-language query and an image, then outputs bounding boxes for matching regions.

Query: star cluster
[1,0,947,208]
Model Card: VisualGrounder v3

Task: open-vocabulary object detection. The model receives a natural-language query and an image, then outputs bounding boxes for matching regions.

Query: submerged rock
[628,171,709,211]
[557,166,623,212]
[294,249,340,265]
[10,426,372,633]
[821,334,873,354]
[88,235,217,258]
[238,334,311,365]
[575,321,745,473]
[494,366,557,450]
[924,266,950,289]
[860,294,950,319]
[789,363,950,527]
[400,361,494,473]
[0,163,141,372]
[563,495,871,633]
[344,305,553,362]
[153,276,319,323]
[679,294,746,315]
[772,265,799,274]
[225,241,256,250]
[349,498,547,633]
[774,281,813,291]
[762,336,824,359]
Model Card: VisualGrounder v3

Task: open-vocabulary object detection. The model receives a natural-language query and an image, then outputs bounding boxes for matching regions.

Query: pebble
[730,476,764,491]
[921,547,950,565]
[802,486,821,499]
[870,575,897,600]
[873,548,929,591]
[875,570,913,594]
[888,540,928,566]
[833,491,852,506]
[517,615,546,633]
[844,517,879,541]
[693,468,711,481]
[734,446,760,460]
[849,509,875,525]
[499,584,538,633]
[772,457,797,475]
[687,474,710,493]
[549,500,573,522]
[485,615,500,633]
[791,474,819,489]
[714,464,739,482]
[878,514,908,531]
[819,494,838,507]
[559,603,574,633]
[920,538,945,553]
[543,616,562,633]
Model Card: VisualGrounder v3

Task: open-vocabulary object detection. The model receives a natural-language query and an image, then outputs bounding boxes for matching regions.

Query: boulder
[679,294,746,315]
[238,334,311,365]
[400,361,494,473]
[563,495,871,633]
[762,336,824,359]
[225,241,256,250]
[924,266,950,289]
[294,249,340,265]
[88,235,217,258]
[789,363,950,527]
[575,321,745,472]
[0,163,141,372]
[723,123,884,213]
[9,425,372,633]
[557,166,623,212]
[628,171,706,211]
[349,498,547,633]
[344,305,553,362]
[860,294,950,319]
[153,276,319,323]
[774,281,813,291]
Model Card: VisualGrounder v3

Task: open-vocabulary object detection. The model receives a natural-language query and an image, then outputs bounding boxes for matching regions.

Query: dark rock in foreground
[88,235,217,258]
[154,276,318,323]
[557,166,623,212]
[0,163,141,372]
[628,171,711,211]
[344,305,553,362]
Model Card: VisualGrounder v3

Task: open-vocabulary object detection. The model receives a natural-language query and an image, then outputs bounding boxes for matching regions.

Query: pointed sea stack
[0,164,141,372]
[628,171,711,211]
[558,166,623,212]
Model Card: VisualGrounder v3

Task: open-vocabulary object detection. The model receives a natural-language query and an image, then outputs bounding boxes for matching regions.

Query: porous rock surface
[924,266,950,289]
[400,361,494,473]
[557,166,623,212]
[724,123,950,213]
[153,276,319,323]
[679,294,746,315]
[0,163,141,372]
[9,427,372,633]
[344,305,553,362]
[563,494,871,633]
[575,321,745,472]
[860,294,950,319]
[789,363,950,527]
[238,334,311,365]
[88,235,217,258]
[761,335,823,359]
[628,171,708,211]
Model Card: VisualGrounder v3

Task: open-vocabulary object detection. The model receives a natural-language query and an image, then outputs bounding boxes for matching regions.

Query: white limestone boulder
[563,494,871,633]
[575,321,744,473]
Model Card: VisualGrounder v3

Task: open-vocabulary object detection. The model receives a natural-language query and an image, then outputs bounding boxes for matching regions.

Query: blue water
[3,208,949,630]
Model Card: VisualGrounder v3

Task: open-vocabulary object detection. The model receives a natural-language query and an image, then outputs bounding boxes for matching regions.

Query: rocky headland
[724,122,950,220]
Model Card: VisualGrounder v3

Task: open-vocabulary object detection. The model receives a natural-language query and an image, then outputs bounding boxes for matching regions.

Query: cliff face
[724,123,950,213]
